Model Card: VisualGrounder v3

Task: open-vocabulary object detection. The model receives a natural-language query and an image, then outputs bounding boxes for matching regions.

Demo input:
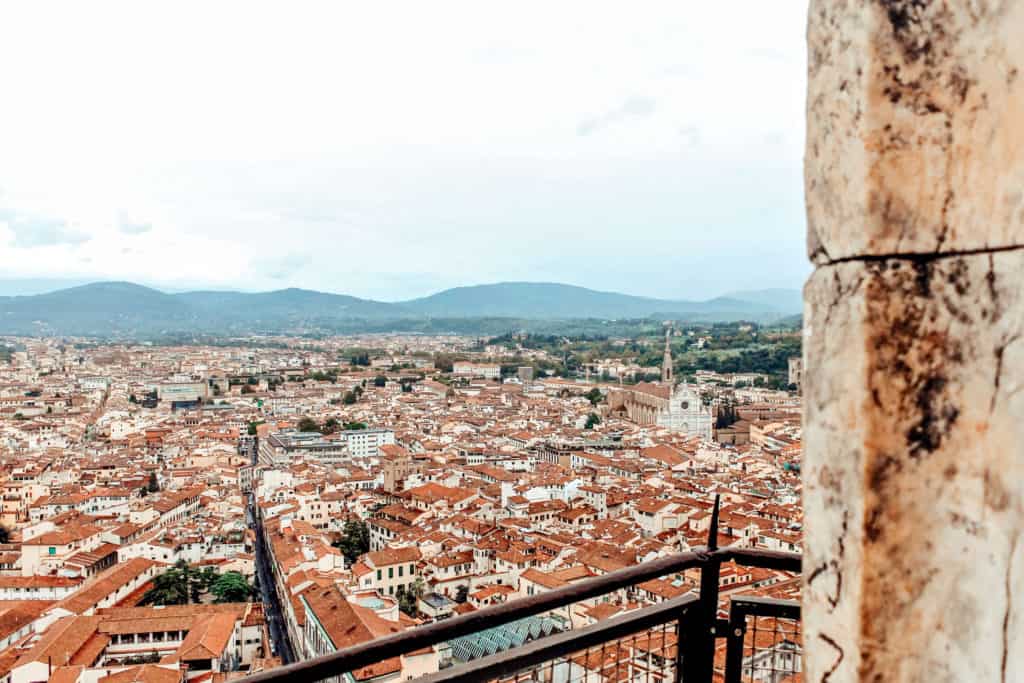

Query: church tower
[662,326,673,383]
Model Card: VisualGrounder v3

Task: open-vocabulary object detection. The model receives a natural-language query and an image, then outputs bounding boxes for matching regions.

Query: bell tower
[661,325,673,384]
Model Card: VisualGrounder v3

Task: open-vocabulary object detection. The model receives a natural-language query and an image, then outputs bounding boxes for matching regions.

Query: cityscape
[3,0,1018,680]
[0,311,803,681]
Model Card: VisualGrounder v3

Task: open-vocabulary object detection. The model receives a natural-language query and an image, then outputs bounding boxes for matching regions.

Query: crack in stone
[818,633,844,683]
[820,242,1024,267]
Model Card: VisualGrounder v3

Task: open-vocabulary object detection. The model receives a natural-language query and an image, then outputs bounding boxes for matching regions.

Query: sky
[0,1,811,302]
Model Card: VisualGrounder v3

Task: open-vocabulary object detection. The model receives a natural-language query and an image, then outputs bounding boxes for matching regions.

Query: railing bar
[721,547,802,572]
[236,551,716,683]
[729,596,801,621]
[415,595,698,683]
[236,548,799,683]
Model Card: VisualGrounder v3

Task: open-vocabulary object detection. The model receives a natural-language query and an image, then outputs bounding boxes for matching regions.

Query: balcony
[239,499,801,683]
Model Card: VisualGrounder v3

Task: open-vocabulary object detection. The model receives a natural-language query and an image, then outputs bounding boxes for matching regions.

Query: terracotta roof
[53,557,157,615]
[13,615,102,668]
[99,664,183,683]
[175,612,236,661]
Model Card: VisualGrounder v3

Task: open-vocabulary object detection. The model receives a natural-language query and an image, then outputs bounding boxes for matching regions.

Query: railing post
[723,604,746,683]
[678,495,721,683]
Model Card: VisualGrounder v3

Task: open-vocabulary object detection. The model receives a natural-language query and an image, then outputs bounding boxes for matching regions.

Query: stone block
[802,251,1024,682]
[806,1,1024,262]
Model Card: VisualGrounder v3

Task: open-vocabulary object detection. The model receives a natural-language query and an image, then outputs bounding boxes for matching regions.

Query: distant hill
[178,288,406,323]
[401,282,795,319]
[0,282,197,336]
[0,281,802,337]
[723,288,803,314]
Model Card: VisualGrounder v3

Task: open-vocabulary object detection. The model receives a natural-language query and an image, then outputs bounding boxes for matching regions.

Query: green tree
[0,525,10,544]
[397,578,425,617]
[320,417,340,435]
[715,402,739,429]
[334,519,370,566]
[211,571,253,603]
[194,566,219,602]
[584,388,603,406]
[342,391,357,405]
[454,584,469,603]
[373,375,387,388]
[142,561,194,605]
[297,416,319,432]
[584,413,601,430]
[147,472,160,493]
[344,422,367,431]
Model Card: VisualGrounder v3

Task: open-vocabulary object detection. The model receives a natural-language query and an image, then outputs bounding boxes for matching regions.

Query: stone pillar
[803,2,1024,681]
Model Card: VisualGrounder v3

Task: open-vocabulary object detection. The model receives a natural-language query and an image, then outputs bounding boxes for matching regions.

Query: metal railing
[724,596,802,683]
[239,497,801,683]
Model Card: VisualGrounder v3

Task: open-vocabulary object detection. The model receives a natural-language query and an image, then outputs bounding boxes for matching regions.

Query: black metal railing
[724,596,802,683]
[239,497,801,683]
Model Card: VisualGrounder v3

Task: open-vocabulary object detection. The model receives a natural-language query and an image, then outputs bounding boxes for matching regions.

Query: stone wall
[803,2,1024,681]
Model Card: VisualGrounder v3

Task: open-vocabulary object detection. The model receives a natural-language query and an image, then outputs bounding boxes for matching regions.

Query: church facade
[656,383,713,440]
[607,328,713,441]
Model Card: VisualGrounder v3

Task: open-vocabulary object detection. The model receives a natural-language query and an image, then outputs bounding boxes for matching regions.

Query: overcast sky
[0,1,810,302]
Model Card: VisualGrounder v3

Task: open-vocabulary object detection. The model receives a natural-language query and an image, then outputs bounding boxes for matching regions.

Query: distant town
[0,320,803,680]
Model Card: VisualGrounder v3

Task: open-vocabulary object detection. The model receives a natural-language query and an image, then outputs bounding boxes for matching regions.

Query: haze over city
[0,1,809,301]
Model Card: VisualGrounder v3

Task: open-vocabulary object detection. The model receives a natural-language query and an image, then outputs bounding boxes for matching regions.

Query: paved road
[251,498,297,664]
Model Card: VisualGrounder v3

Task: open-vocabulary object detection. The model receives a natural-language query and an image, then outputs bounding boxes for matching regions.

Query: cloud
[118,213,152,235]
[577,95,657,136]
[0,208,91,247]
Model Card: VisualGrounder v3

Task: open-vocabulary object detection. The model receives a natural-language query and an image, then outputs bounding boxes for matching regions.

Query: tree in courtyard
[584,388,603,406]
[320,418,340,435]
[584,413,601,430]
[297,416,319,432]
[141,560,194,606]
[373,375,387,388]
[147,471,160,493]
[194,566,220,601]
[334,519,370,566]
[454,585,469,604]
[715,402,739,429]
[342,391,357,405]
[396,578,425,617]
[211,571,253,603]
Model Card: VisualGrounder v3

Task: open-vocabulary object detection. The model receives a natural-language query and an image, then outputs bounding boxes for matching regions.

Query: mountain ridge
[0,280,802,336]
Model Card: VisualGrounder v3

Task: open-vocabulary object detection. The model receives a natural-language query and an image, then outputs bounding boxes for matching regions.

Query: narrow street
[250,497,296,664]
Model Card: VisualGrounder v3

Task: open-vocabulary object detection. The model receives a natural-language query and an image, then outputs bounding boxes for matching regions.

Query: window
[48,547,56,555]
[377,569,382,581]
[398,565,403,577]
[388,567,394,579]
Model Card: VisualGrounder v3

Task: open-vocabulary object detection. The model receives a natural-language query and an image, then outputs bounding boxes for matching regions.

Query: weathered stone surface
[806,1,1024,262]
[803,252,1024,682]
